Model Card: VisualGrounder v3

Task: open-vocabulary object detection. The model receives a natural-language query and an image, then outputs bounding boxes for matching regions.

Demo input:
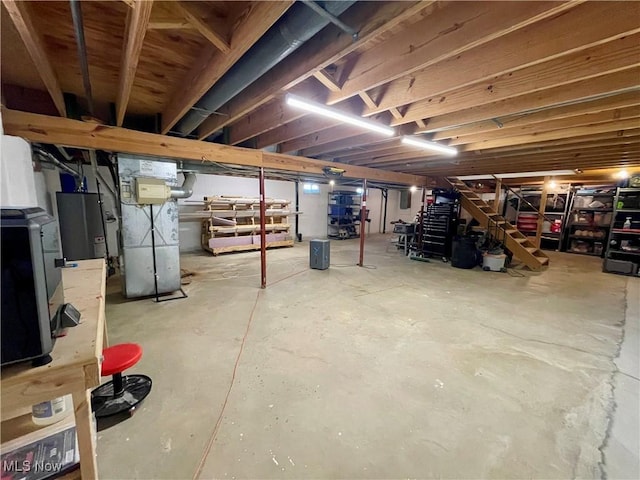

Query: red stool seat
[101,343,142,377]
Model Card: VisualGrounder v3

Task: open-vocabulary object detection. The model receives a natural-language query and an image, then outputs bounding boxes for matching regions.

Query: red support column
[358,178,367,267]
[259,167,267,288]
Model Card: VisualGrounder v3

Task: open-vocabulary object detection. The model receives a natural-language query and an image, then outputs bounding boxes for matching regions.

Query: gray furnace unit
[310,239,330,270]
[118,155,181,298]
[56,192,105,261]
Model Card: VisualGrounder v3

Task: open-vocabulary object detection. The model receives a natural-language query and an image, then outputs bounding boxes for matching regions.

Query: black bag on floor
[451,236,478,269]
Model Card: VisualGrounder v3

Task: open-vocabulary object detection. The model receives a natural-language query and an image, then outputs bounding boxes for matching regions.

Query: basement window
[303,183,320,194]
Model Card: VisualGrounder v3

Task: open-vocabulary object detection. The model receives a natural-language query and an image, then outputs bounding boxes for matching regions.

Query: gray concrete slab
[97,235,634,479]
[603,278,640,480]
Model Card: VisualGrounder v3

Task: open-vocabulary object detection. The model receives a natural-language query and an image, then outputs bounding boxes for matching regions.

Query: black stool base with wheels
[91,343,152,429]
[91,373,152,418]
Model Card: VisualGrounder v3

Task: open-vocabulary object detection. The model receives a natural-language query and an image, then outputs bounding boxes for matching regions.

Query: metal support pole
[295,180,300,242]
[358,179,367,267]
[259,167,267,288]
[382,188,388,234]
[149,204,160,301]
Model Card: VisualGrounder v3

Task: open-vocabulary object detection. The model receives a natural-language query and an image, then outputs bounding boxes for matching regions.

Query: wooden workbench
[1,259,107,479]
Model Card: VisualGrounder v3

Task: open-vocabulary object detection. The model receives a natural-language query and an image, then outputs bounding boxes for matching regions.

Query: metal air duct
[170,172,197,199]
[175,1,356,136]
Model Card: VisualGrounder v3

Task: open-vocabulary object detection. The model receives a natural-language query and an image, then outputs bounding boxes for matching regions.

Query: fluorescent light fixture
[286,94,395,136]
[458,170,577,180]
[401,136,457,156]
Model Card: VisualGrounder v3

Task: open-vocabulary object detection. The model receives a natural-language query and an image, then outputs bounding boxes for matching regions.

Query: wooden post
[535,177,550,248]
[259,167,266,288]
[493,178,502,213]
[72,389,98,479]
[358,179,367,266]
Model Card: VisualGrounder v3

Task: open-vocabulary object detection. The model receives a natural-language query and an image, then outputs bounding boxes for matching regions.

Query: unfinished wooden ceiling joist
[1,0,638,185]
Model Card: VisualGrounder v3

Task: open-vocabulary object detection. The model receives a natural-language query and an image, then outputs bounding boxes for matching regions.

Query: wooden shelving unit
[200,196,294,255]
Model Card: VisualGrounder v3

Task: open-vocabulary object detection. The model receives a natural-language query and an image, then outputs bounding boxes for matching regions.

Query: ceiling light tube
[457,170,577,180]
[285,94,395,136]
[401,136,457,156]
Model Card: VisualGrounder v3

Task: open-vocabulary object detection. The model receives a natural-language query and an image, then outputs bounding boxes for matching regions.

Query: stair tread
[525,247,539,253]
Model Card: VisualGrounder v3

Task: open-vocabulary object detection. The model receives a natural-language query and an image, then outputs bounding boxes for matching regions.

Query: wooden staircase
[445,177,549,271]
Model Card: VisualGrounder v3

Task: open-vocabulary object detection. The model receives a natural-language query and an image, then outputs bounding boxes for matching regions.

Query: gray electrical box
[310,239,330,270]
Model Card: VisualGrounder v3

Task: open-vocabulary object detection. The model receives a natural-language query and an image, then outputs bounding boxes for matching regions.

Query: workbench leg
[73,390,99,479]
[103,323,109,349]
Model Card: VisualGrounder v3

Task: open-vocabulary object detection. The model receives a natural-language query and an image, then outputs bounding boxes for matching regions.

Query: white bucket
[482,253,506,272]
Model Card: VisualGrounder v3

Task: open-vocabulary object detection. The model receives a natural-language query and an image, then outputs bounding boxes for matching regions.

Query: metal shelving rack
[511,186,569,251]
[604,187,640,275]
[327,190,361,240]
[562,186,615,257]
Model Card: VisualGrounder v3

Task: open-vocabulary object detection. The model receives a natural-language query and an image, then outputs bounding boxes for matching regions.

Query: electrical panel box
[310,239,330,270]
[136,177,170,205]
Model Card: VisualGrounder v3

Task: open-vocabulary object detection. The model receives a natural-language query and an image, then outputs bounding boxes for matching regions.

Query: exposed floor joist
[115,0,153,126]
[196,1,430,139]
[326,1,581,106]
[2,0,67,117]
[160,1,293,134]
[361,1,640,117]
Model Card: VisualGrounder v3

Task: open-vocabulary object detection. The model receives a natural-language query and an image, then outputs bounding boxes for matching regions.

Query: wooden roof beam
[116,0,153,127]
[148,2,194,30]
[457,117,640,151]
[446,107,640,146]
[392,36,640,127]
[313,70,342,93]
[257,115,340,150]
[2,0,66,117]
[413,68,640,133]
[326,1,581,106]
[161,1,293,134]
[429,91,640,140]
[254,96,362,149]
[1,108,427,186]
[281,125,371,154]
[372,145,640,170]
[174,2,230,54]
[363,1,640,117]
[462,129,640,155]
[405,155,640,175]
[227,81,324,145]
[300,133,396,158]
[196,1,431,139]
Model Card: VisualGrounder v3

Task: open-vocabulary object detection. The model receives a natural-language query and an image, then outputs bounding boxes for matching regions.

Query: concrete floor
[98,234,638,479]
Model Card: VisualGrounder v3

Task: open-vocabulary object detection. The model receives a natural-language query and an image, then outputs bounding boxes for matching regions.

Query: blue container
[330,205,351,216]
